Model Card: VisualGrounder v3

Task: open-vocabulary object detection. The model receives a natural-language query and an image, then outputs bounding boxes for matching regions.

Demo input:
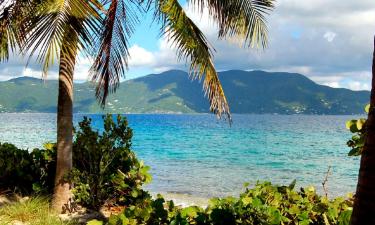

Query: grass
[0,196,78,225]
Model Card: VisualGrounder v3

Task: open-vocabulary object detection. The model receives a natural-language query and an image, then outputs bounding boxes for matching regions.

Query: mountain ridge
[0,70,369,114]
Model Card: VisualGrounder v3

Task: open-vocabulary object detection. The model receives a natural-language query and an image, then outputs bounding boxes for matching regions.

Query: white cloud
[130,39,185,74]
[347,81,370,91]
[326,82,341,88]
[310,71,372,90]
[269,66,313,75]
[324,31,337,42]
[311,76,342,88]
[73,56,92,81]
[128,45,156,67]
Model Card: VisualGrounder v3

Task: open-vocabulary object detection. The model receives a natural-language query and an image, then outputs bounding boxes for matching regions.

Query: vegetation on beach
[104,182,353,225]
[0,142,56,194]
[0,197,77,225]
[0,115,151,211]
[0,182,353,225]
[68,115,152,210]
[346,104,370,156]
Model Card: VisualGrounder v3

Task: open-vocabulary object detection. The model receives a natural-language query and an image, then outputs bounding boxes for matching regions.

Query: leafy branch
[346,104,370,156]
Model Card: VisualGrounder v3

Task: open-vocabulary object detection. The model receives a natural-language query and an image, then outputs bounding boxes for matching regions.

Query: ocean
[0,113,360,199]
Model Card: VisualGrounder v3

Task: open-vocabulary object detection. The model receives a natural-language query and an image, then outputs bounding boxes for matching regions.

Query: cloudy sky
[1,0,375,91]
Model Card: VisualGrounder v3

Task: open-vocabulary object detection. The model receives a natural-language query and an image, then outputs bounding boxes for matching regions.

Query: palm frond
[0,0,33,62]
[189,0,275,48]
[156,0,231,121]
[90,0,144,106]
[24,0,102,77]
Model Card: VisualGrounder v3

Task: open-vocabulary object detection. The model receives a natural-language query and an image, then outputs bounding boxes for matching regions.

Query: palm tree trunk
[350,37,375,224]
[52,36,78,212]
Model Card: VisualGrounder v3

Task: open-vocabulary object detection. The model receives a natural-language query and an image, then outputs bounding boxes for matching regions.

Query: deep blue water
[0,113,360,198]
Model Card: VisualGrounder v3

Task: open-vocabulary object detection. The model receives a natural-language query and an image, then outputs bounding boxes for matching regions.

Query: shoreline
[151,192,209,208]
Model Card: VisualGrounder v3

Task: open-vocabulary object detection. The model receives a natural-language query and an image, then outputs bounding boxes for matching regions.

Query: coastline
[152,192,209,208]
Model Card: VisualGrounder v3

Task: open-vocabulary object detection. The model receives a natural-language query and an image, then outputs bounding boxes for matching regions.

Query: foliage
[0,142,35,193]
[0,142,55,194]
[346,104,370,156]
[29,144,57,193]
[105,181,353,225]
[67,115,152,210]
[0,197,78,225]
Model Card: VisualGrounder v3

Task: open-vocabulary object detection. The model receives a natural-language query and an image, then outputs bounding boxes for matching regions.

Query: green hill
[0,70,369,114]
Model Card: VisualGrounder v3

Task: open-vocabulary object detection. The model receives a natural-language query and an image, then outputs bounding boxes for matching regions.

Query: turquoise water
[0,113,360,198]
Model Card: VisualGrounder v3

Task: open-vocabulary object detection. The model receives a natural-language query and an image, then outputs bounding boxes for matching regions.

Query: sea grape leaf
[348,148,361,157]
[242,196,252,206]
[346,120,356,130]
[356,118,366,130]
[87,220,103,225]
[365,104,370,113]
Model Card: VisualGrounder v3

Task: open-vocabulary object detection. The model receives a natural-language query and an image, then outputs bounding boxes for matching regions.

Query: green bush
[67,115,152,210]
[0,115,151,211]
[0,142,35,194]
[30,144,56,193]
[0,143,55,194]
[106,181,353,225]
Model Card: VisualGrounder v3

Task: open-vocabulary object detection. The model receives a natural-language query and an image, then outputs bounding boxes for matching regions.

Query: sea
[0,113,361,200]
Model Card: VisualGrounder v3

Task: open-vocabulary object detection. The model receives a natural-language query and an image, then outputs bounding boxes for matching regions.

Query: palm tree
[350,38,375,225]
[0,0,275,212]
[1,0,104,210]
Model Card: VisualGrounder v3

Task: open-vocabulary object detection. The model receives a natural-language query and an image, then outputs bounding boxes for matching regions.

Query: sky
[1,0,375,91]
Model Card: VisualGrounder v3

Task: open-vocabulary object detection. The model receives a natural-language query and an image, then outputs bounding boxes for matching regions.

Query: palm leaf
[190,0,275,48]
[156,0,231,121]
[24,0,102,77]
[0,0,34,62]
[90,0,144,106]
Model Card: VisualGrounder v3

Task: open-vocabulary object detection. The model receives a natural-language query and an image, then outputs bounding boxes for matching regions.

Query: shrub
[106,181,353,225]
[0,143,35,194]
[0,143,55,194]
[68,115,152,210]
[0,115,151,211]
[30,144,56,193]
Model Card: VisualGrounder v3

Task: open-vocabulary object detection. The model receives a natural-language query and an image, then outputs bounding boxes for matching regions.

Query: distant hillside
[0,70,370,114]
